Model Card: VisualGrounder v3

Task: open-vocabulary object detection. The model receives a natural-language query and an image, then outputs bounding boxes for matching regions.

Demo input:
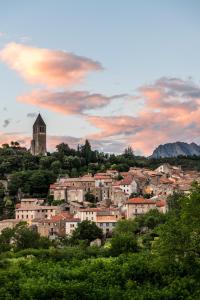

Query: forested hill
[1,141,200,203]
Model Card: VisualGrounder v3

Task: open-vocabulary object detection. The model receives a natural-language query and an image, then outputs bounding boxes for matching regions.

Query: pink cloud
[0,43,103,87]
[86,78,200,155]
[18,90,127,115]
[0,132,30,147]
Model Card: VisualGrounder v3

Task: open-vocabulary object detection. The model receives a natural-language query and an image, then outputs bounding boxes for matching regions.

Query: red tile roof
[65,218,80,222]
[96,215,119,222]
[94,175,111,180]
[120,174,134,185]
[156,200,166,207]
[126,198,156,205]
[120,172,130,177]
[159,178,173,184]
[50,212,73,222]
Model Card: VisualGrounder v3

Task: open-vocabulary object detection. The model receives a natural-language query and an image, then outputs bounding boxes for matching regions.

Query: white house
[119,175,137,196]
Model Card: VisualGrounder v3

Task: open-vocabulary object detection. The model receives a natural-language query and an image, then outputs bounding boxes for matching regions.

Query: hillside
[151,142,200,158]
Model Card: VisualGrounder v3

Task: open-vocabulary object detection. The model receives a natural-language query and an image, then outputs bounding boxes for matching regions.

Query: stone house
[65,218,80,236]
[126,198,156,219]
[15,205,61,221]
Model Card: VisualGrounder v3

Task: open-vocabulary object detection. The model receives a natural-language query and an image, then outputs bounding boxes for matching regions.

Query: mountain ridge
[150,142,200,158]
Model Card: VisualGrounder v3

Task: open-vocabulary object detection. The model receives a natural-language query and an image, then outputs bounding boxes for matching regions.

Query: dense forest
[0,185,199,299]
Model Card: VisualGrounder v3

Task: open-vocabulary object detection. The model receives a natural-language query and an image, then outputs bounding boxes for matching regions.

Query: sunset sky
[0,0,200,155]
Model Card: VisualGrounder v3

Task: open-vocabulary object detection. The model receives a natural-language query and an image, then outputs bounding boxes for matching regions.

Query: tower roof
[33,114,46,127]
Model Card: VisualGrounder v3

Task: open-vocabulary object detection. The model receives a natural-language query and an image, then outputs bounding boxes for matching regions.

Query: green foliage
[8,170,56,197]
[123,146,135,159]
[110,232,138,256]
[85,192,96,203]
[71,220,103,244]
[0,222,52,253]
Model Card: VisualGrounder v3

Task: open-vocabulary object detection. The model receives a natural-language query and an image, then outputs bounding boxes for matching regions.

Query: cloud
[27,112,37,118]
[3,119,11,128]
[0,132,30,146]
[19,90,127,115]
[86,78,200,155]
[0,43,103,87]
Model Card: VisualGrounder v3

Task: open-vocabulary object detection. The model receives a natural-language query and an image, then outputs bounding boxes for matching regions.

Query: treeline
[0,185,199,299]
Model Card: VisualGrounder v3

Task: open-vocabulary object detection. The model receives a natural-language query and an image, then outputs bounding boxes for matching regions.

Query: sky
[0,0,200,156]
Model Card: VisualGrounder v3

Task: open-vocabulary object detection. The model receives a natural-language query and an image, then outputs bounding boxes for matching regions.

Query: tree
[153,184,200,272]
[9,170,56,197]
[71,220,103,244]
[110,232,138,256]
[80,140,92,164]
[85,192,96,203]
[56,143,71,156]
[167,191,183,212]
[39,156,55,169]
[0,183,5,199]
[123,146,135,159]
[50,160,61,174]
[14,223,42,250]
[0,227,14,252]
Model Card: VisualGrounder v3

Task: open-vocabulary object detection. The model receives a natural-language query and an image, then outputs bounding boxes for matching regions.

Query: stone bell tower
[31,114,47,155]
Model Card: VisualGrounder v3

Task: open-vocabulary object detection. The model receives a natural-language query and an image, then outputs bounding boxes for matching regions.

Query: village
[0,162,199,240]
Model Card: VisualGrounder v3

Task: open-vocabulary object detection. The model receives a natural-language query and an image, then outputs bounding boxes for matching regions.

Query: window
[106,223,109,227]
[70,224,74,228]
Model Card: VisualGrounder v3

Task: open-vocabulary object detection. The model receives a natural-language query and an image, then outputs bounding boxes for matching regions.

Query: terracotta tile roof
[96,215,119,222]
[156,200,166,207]
[120,175,134,185]
[94,175,111,180]
[95,173,108,176]
[16,205,60,211]
[79,207,118,212]
[65,218,81,222]
[120,172,130,177]
[159,178,173,184]
[50,184,57,189]
[78,208,102,212]
[126,198,156,205]
[50,212,73,222]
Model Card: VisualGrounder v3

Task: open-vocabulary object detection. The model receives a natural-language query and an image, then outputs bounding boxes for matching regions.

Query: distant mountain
[151,142,200,158]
